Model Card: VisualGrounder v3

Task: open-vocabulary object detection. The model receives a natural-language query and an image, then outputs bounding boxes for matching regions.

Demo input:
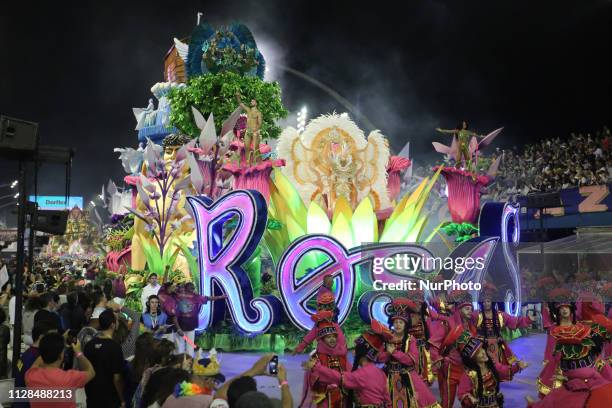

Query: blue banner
[29,196,83,210]
[517,183,612,229]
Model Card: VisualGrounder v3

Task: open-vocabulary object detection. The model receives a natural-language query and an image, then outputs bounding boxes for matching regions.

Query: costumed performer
[527,320,612,407]
[302,320,392,408]
[430,290,477,408]
[236,92,263,165]
[476,281,536,365]
[379,297,440,408]
[456,331,527,408]
[298,310,350,408]
[435,121,479,170]
[405,288,439,384]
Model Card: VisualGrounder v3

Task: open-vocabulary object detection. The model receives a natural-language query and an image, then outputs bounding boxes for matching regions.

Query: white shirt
[141,283,161,311]
[91,306,106,319]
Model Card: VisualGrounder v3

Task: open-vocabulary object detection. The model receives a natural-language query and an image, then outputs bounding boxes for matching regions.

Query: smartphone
[268,355,278,375]
[65,329,78,346]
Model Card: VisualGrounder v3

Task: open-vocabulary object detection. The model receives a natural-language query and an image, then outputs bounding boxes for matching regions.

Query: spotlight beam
[278,65,378,131]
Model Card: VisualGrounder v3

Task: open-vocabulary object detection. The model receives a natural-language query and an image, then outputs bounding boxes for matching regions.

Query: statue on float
[235,92,262,165]
[432,121,502,226]
[276,113,391,214]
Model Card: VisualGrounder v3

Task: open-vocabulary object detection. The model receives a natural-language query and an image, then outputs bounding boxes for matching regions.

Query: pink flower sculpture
[386,156,411,202]
[222,159,285,202]
[105,246,132,273]
[434,166,490,224]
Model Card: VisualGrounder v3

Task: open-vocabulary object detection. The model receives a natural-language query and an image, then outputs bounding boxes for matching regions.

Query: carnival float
[93,18,519,352]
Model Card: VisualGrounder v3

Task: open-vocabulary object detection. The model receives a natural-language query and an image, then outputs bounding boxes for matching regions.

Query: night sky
[1,0,611,208]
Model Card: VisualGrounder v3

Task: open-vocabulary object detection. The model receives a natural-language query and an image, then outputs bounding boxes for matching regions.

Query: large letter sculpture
[276,235,359,330]
[187,190,280,334]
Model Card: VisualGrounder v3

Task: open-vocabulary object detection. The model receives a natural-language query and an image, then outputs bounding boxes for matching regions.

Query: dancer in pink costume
[379,297,441,408]
[303,320,392,408]
[430,290,478,408]
[404,289,441,385]
[528,321,612,408]
[476,281,535,365]
[455,332,527,408]
[297,310,350,408]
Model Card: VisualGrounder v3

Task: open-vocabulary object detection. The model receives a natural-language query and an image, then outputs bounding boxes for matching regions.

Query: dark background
[1,0,611,209]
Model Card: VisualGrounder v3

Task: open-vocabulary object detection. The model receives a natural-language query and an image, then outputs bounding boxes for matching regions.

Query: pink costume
[430,291,477,408]
[381,298,440,408]
[296,311,350,408]
[529,322,612,408]
[476,309,532,365]
[311,362,391,408]
[457,361,520,408]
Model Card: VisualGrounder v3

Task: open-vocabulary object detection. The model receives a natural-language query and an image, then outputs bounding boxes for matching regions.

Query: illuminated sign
[29,196,83,210]
[189,190,520,333]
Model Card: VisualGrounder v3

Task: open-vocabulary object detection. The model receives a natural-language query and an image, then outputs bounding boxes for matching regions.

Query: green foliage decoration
[168,72,287,140]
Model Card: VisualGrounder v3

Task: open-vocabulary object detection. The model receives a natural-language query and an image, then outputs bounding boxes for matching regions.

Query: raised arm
[435,127,458,134]
[502,311,534,330]
[235,92,249,113]
[293,327,317,354]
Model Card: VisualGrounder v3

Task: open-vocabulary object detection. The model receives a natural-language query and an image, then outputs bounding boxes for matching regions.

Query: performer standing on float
[297,310,350,408]
[455,331,527,407]
[528,318,612,407]
[236,92,263,165]
[303,320,392,407]
[431,291,477,408]
[379,298,440,408]
[435,121,480,170]
[476,282,536,365]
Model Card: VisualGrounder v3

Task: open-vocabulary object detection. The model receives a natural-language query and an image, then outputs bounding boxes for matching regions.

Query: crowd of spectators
[0,257,293,408]
[490,126,612,200]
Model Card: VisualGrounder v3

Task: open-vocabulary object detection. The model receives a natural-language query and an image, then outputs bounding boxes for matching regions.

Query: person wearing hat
[404,288,440,385]
[298,310,349,408]
[303,320,392,407]
[537,288,577,398]
[162,349,226,408]
[454,331,527,407]
[527,321,612,407]
[476,281,535,365]
[315,289,339,321]
[430,290,477,408]
[379,298,440,408]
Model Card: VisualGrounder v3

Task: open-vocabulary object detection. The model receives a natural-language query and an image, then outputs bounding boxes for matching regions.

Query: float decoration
[276,114,392,215]
[126,136,194,276]
[432,124,503,225]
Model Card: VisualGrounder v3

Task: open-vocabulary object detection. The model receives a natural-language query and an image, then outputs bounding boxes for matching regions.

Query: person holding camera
[25,332,96,408]
[214,354,293,408]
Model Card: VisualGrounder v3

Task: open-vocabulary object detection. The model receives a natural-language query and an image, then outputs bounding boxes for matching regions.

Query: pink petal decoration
[434,166,490,224]
[222,160,286,202]
[386,156,411,202]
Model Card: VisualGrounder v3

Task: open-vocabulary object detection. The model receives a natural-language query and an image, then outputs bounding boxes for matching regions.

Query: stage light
[296,106,308,133]
[90,201,96,207]
[13,193,19,199]
[10,180,18,188]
